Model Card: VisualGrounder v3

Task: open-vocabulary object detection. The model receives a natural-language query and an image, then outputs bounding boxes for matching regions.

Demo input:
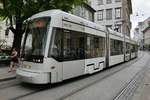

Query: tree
[0,0,86,52]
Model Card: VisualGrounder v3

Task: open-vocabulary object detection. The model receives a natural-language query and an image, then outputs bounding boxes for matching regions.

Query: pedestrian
[8,47,18,72]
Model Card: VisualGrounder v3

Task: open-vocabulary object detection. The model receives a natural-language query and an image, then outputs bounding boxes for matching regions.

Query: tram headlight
[32,58,43,63]
[33,59,35,62]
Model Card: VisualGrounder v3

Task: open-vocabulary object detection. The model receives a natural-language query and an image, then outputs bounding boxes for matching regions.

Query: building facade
[72,3,96,22]
[138,17,150,50]
[133,27,144,50]
[0,20,14,50]
[88,0,132,36]
[0,3,14,50]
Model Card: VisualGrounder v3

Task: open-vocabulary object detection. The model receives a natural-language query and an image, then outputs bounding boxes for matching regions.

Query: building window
[115,0,121,2]
[73,6,81,17]
[81,7,86,18]
[106,25,112,29]
[106,9,112,20]
[88,11,94,22]
[106,0,112,4]
[97,10,103,21]
[97,0,103,5]
[115,8,121,19]
[115,24,121,32]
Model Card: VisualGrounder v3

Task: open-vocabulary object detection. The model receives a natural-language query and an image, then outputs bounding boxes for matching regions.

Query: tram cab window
[22,17,50,62]
[48,28,62,61]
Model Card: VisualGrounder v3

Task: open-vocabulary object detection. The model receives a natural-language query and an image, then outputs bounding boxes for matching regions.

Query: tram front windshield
[21,17,50,63]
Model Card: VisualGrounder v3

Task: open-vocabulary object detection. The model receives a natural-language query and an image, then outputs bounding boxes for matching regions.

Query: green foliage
[0,0,86,21]
[0,0,86,50]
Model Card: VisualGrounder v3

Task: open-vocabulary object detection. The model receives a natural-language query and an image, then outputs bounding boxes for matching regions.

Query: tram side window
[94,37,105,57]
[48,28,62,61]
[63,30,85,61]
[135,45,138,52]
[49,28,105,61]
[99,37,105,57]
[131,44,134,53]
[110,39,123,56]
[126,43,130,54]
[131,44,136,53]
[85,36,91,58]
[93,37,99,57]
[85,35,105,58]
[90,36,95,58]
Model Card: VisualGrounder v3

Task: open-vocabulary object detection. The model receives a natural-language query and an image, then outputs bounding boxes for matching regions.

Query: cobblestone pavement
[0,64,16,81]
[131,69,150,100]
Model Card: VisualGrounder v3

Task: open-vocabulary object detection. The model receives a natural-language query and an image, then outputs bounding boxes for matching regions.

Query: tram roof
[28,9,107,32]
[125,35,130,39]
[108,28,123,37]
[130,39,137,44]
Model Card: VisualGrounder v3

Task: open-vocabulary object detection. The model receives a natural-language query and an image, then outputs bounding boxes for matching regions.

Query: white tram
[125,35,131,61]
[130,39,138,59]
[16,10,138,84]
[108,29,124,66]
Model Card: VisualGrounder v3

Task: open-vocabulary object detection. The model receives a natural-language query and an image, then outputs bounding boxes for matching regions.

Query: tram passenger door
[84,36,106,74]
[62,30,85,80]
[125,43,130,61]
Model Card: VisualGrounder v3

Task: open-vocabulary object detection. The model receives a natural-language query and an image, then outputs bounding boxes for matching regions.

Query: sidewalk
[131,68,150,100]
[0,64,16,81]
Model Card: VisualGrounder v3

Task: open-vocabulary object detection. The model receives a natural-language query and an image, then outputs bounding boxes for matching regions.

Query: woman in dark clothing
[8,47,18,72]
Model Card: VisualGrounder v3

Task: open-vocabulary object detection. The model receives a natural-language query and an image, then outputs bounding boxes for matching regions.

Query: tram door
[62,30,85,80]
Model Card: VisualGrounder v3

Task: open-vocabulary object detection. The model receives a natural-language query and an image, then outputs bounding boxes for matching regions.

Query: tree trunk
[12,30,23,53]
[12,10,23,54]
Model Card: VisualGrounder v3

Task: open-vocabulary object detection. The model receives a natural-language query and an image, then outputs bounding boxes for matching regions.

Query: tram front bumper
[16,68,50,84]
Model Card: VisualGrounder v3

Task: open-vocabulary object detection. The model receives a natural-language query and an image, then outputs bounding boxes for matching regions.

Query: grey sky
[131,0,150,36]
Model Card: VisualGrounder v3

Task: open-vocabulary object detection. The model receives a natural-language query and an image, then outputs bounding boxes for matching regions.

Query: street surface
[131,66,150,100]
[0,51,149,100]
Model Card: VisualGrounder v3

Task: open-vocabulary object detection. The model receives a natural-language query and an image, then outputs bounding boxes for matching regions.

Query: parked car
[0,52,10,64]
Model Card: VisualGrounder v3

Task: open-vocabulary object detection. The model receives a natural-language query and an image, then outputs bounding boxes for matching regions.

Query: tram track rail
[58,52,144,100]
[113,52,150,100]
[0,79,20,90]
[8,52,144,100]
[10,87,48,100]
[0,77,16,82]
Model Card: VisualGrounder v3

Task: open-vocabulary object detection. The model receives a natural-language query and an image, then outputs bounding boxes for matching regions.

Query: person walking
[8,47,18,72]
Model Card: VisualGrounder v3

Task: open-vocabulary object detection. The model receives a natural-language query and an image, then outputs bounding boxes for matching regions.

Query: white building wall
[72,3,95,22]
[88,0,132,36]
[89,0,122,29]
[144,29,150,45]
[139,17,150,45]
[133,27,144,49]
[0,20,14,49]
